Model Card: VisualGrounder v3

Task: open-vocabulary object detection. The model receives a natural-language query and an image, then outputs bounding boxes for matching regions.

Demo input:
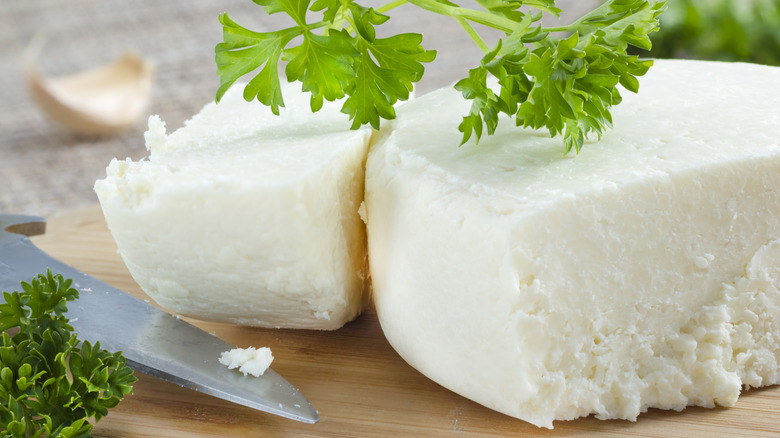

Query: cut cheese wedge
[365,60,780,427]
[95,83,371,329]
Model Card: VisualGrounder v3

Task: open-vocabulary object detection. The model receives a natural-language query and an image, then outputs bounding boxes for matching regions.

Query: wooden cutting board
[27,205,780,437]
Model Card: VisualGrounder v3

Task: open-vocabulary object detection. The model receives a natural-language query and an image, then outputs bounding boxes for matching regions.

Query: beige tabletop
[1,0,596,218]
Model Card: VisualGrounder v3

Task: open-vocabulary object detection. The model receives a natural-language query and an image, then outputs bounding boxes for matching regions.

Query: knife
[0,213,319,424]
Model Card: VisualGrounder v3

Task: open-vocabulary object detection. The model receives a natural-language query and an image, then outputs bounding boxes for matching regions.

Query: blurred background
[1,0,778,218]
[637,0,780,66]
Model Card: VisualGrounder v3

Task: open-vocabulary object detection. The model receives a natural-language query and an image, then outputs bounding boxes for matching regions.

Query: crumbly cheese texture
[94,82,371,329]
[219,346,274,377]
[365,60,780,428]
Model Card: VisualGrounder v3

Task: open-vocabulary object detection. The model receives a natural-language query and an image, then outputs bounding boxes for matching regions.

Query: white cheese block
[219,346,274,377]
[94,82,371,329]
[364,60,780,428]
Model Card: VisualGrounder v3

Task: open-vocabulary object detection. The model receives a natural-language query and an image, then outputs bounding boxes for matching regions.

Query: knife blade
[0,214,319,424]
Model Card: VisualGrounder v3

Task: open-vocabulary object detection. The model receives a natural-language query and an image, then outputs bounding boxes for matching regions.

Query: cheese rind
[365,60,780,427]
[95,83,371,329]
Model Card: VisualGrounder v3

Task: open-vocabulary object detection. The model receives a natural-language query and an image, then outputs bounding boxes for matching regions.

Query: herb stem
[330,4,349,30]
[542,24,571,33]
[404,0,517,32]
[376,0,409,14]
[542,1,637,34]
[456,16,490,53]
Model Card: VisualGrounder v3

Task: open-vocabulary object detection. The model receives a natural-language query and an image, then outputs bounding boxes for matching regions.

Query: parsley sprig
[0,270,136,438]
[216,0,665,153]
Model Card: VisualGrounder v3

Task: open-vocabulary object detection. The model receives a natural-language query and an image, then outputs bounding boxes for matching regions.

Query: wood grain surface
[24,205,780,437]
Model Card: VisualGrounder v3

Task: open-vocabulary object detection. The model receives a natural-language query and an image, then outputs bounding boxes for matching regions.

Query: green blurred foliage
[633,0,780,66]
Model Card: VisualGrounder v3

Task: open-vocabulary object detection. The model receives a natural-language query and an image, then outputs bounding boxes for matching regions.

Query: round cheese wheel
[365,60,780,427]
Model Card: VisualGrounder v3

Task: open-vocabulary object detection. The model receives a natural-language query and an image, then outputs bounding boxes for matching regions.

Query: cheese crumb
[143,115,167,152]
[358,201,368,224]
[219,347,274,377]
[694,254,714,269]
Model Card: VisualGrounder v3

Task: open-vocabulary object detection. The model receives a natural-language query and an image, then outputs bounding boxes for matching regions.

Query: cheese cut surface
[95,83,371,329]
[365,60,780,428]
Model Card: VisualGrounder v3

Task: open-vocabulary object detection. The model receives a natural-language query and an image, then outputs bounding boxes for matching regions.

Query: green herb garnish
[216,0,665,153]
[0,270,136,438]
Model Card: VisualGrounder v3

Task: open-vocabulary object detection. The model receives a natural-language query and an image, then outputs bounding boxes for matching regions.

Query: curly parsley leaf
[0,270,136,438]
[344,32,436,129]
[284,29,357,111]
[215,0,435,129]
[215,13,299,114]
[216,0,665,153]
[456,0,665,153]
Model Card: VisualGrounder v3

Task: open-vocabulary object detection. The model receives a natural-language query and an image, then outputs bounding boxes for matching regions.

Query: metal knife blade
[0,214,319,424]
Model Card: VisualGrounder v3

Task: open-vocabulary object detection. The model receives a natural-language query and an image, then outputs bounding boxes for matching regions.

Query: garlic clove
[26,51,154,136]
